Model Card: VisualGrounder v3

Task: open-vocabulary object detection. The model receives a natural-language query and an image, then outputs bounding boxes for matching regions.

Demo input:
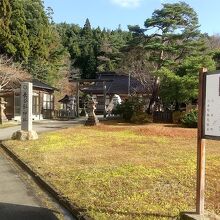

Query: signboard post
[197,68,220,216]
[12,82,38,141]
[196,68,207,215]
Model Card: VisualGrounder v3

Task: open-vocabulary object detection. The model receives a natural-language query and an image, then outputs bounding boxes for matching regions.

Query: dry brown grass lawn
[5,123,220,220]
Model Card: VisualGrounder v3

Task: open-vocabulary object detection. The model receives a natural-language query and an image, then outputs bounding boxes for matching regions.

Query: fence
[54,110,75,119]
[153,111,173,123]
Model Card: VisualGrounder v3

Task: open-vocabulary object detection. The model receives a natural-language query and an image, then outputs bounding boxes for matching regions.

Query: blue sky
[44,0,220,35]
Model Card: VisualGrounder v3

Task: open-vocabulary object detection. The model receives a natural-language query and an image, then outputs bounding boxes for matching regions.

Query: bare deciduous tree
[0,56,30,92]
[119,48,155,95]
[206,34,220,50]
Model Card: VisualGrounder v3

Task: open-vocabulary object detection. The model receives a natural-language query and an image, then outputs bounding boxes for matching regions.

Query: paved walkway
[0,153,59,220]
[0,118,86,140]
[0,119,85,220]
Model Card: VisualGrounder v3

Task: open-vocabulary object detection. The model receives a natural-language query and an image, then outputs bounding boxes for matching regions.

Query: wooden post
[103,81,107,118]
[128,73,131,96]
[39,91,41,120]
[76,81,79,117]
[196,68,207,215]
[13,91,15,119]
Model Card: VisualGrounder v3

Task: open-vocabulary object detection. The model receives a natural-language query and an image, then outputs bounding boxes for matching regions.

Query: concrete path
[0,153,58,220]
[0,118,86,140]
[0,119,86,220]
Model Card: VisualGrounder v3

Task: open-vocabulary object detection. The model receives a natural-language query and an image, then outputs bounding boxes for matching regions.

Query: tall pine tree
[127,2,215,110]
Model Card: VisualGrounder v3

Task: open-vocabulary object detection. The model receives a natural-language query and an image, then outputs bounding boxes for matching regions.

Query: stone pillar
[0,97,8,124]
[85,97,99,126]
[21,82,32,131]
[12,82,38,140]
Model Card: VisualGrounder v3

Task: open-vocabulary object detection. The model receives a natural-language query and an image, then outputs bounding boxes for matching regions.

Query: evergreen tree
[0,0,12,55]
[0,0,68,85]
[81,18,92,36]
[22,0,66,83]
[83,51,97,79]
[23,0,50,60]
[77,19,96,78]
[56,23,81,59]
[10,0,29,61]
[127,2,215,111]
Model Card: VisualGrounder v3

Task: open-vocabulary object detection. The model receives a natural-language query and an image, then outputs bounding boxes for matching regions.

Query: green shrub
[130,112,150,124]
[173,111,185,124]
[181,109,198,128]
[115,97,149,124]
[114,99,134,121]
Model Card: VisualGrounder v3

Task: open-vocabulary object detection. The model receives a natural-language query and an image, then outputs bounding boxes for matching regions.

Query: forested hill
[56,19,132,79]
[0,0,66,84]
[0,0,132,84]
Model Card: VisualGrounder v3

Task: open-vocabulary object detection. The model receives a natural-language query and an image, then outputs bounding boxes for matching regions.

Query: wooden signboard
[196,69,220,215]
[203,72,220,139]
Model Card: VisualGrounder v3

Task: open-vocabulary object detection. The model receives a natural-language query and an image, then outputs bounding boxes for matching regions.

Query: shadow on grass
[99,118,153,126]
[0,203,59,220]
[42,126,63,129]
[85,207,179,219]
[164,124,197,129]
[99,119,132,126]
[164,124,184,128]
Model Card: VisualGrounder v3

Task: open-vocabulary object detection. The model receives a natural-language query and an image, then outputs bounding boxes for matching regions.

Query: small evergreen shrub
[181,109,198,128]
[115,97,149,124]
[114,99,134,121]
[130,112,150,124]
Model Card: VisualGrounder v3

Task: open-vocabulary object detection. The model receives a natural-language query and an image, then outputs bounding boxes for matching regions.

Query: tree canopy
[0,0,67,85]
[57,20,131,79]
[126,2,216,109]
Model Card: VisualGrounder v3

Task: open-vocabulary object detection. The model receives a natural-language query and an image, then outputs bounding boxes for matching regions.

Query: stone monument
[85,96,99,126]
[0,97,8,124]
[12,82,38,140]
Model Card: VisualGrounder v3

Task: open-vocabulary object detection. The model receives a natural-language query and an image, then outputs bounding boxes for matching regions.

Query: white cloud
[111,0,142,8]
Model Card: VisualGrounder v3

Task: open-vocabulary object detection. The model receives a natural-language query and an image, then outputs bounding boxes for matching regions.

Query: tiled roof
[32,79,57,91]
[82,72,146,95]
[58,95,75,103]
[2,79,57,92]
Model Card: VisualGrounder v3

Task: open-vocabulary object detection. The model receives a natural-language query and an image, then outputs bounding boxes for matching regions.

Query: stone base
[85,115,99,126]
[12,130,38,141]
[181,212,220,220]
[0,114,8,124]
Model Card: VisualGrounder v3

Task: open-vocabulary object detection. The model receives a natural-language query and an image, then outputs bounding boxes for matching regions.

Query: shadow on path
[0,202,58,220]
